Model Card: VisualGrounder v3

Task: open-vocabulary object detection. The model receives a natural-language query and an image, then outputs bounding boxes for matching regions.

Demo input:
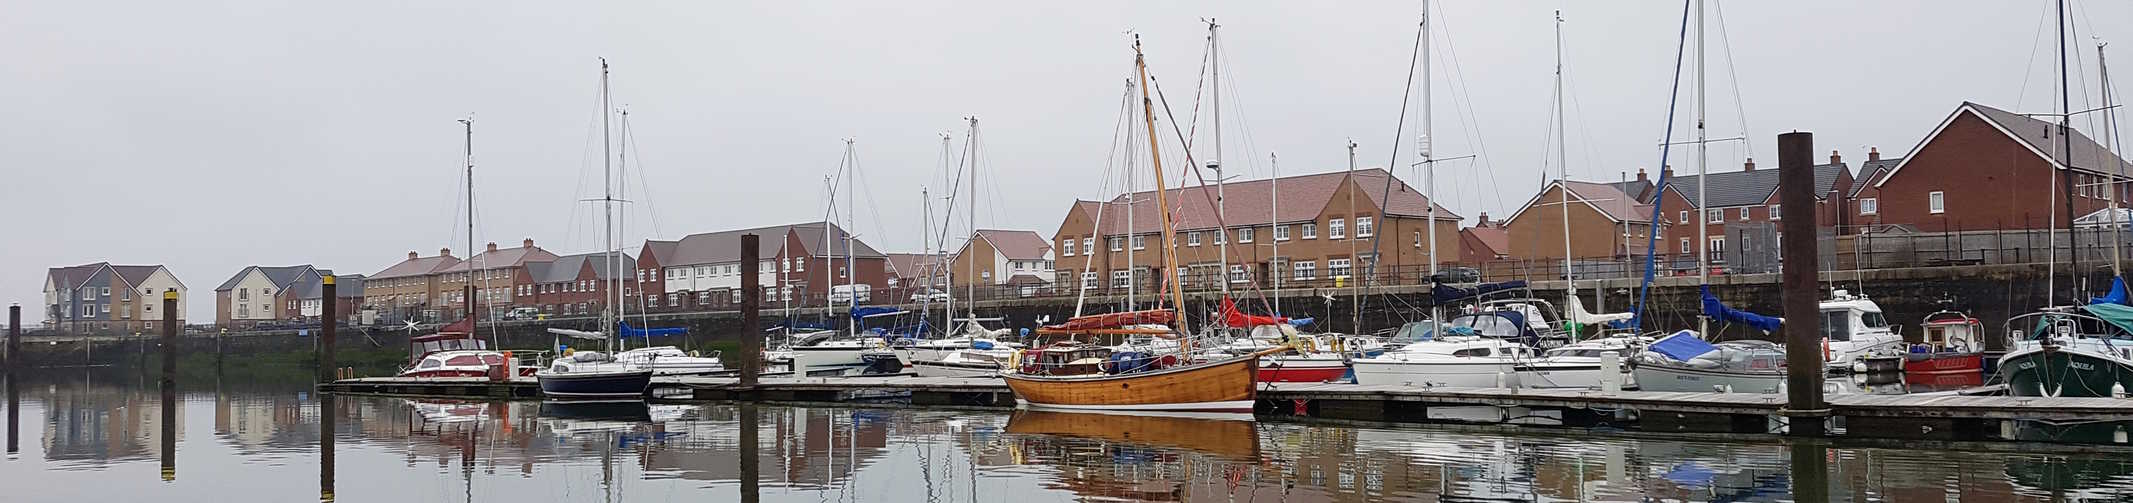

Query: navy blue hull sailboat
[535,59,654,401]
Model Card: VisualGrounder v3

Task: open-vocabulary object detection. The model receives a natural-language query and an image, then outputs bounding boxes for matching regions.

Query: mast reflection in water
[0,372,2128,501]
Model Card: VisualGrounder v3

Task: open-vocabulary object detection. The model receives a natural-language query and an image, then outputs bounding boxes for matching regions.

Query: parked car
[1431,266,1481,284]
[503,307,541,320]
[908,289,950,302]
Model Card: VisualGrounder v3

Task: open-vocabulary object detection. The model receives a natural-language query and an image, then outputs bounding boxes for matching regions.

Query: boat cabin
[409,331,490,362]
[1818,291,1895,343]
[1017,341,1115,377]
[1918,311,1983,353]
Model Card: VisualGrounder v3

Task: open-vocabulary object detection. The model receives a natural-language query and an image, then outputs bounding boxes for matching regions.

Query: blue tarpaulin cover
[2094,277,2130,306]
[1648,330,1719,361]
[1430,280,1530,305]
[617,321,687,338]
[1286,317,1315,327]
[1701,285,1783,334]
[850,306,904,319]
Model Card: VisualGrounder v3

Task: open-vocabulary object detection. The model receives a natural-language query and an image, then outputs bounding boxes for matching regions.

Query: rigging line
[1148,70,1277,309]
[1214,38,1270,179]
[1183,29,1216,156]
[1434,5,1506,225]
[1562,48,1603,181]
[1710,0,1754,160]
[2015,1,2054,111]
[1630,0,1694,332]
[621,116,665,239]
[1360,12,1428,307]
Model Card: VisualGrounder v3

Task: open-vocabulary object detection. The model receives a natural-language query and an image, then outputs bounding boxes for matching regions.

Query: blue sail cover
[2093,277,2129,306]
[1430,280,1530,305]
[1286,317,1314,327]
[1648,330,1718,361]
[1700,285,1782,334]
[617,321,687,338]
[850,306,904,319]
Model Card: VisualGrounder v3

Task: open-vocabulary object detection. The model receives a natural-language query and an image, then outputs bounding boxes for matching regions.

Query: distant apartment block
[43,262,187,333]
[639,222,887,312]
[212,265,327,328]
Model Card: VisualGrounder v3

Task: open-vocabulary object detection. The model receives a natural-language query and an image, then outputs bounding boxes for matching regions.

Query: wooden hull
[1004,354,1261,412]
[1005,408,1260,460]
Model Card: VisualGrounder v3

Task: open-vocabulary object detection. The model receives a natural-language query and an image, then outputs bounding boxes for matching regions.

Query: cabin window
[1927,191,1944,214]
[482,354,505,365]
[445,355,484,366]
[1821,311,1854,342]
[1862,311,1888,329]
[1452,348,1492,357]
[1302,223,1317,239]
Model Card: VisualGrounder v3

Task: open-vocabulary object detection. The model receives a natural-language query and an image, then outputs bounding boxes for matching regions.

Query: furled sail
[1700,285,1782,334]
[1218,297,1288,328]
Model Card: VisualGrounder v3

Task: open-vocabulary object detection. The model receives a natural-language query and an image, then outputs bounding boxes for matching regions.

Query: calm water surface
[2,369,2131,502]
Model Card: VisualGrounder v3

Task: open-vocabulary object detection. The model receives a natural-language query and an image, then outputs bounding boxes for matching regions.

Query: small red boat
[1904,310,1985,377]
[1258,353,1348,383]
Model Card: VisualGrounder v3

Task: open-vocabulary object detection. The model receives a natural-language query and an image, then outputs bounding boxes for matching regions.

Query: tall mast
[938,132,954,334]
[844,139,857,339]
[822,176,834,326]
[2104,42,2126,280]
[2058,0,2078,303]
[617,108,630,334]
[1126,107,1137,310]
[1693,0,1710,338]
[598,59,616,350]
[459,115,481,345]
[921,187,932,328]
[1556,10,1576,333]
[964,118,979,323]
[1422,0,1440,338]
[1134,36,1188,335]
[1271,151,1281,316]
[1347,140,1360,334]
[1210,19,1231,300]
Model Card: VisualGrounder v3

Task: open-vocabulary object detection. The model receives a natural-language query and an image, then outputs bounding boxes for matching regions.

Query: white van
[829,284,872,303]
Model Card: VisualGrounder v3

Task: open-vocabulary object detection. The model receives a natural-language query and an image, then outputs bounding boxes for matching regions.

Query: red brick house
[1652,155,1854,268]
[641,222,889,312]
[1458,213,1510,264]
[1857,102,2132,233]
[518,252,636,317]
[436,239,558,320]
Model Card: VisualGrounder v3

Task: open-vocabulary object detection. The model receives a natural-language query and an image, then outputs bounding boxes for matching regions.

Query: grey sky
[5,1,2130,323]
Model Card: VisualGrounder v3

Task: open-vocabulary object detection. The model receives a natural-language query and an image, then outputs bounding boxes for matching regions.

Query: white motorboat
[764,330,885,375]
[1631,333,1787,393]
[1515,334,1645,389]
[911,348,1015,378]
[1351,311,1542,388]
[559,346,725,376]
[1817,290,1907,372]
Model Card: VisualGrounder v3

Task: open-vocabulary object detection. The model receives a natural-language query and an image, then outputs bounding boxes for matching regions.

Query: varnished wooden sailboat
[1002,36,1284,413]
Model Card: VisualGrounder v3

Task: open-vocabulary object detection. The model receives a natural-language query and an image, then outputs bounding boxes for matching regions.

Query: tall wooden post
[320,275,338,383]
[738,401,760,503]
[5,303,17,454]
[740,234,762,387]
[6,304,18,370]
[1778,131,1828,436]
[159,288,179,480]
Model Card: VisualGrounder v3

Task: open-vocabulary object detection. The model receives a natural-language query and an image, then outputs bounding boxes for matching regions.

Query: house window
[120,290,131,301]
[1679,237,1691,254]
[1328,258,1352,278]
[1081,238,1092,255]
[1302,223,1318,239]
[1413,231,1423,250]
[1709,236,1726,255]
[1239,228,1255,243]
[667,293,679,306]
[1081,272,1097,290]
[1132,234,1146,250]
[1329,218,1346,239]
[1927,191,1945,214]
[1187,231,1202,246]
[1214,229,1226,245]
[1678,210,1688,224]
[288,300,296,310]
[1229,265,1248,283]
[1274,225,1290,241]
[1109,237,1123,252]
[238,288,249,301]
[1705,209,1722,223]
[1293,261,1317,280]
[1860,198,1878,215]
[1769,204,1781,220]
[1111,270,1130,288]
[1356,216,1374,237]
[1739,207,1751,221]
[645,295,658,307]
[1061,240,1074,256]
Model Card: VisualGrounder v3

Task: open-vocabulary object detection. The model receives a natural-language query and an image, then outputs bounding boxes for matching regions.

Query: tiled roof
[1561,180,1655,223]
[1607,179,1656,203]
[215,265,314,291]
[1076,168,1458,237]
[974,229,1051,260]
[371,254,461,280]
[530,252,638,284]
[1462,226,1509,255]
[291,274,364,300]
[643,240,680,264]
[439,245,558,273]
[1967,101,2132,173]
[1663,163,1848,208]
[1851,158,1901,197]
[47,263,106,289]
[663,222,884,268]
[110,265,162,288]
[884,252,946,279]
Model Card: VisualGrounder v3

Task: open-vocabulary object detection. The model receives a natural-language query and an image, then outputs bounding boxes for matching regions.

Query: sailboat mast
[1422,0,1436,283]
[939,132,954,333]
[599,59,615,351]
[460,115,482,345]
[1210,19,1231,300]
[1556,11,1576,328]
[2058,0,2078,302]
[822,177,834,328]
[2104,43,2126,279]
[1271,151,1281,316]
[1126,113,1137,310]
[964,118,979,323]
[1693,0,1710,337]
[1347,140,1360,334]
[617,108,630,334]
[1134,37,1188,335]
[845,139,857,339]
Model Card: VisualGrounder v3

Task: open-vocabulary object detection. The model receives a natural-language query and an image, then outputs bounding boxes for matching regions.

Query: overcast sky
[6,0,2130,323]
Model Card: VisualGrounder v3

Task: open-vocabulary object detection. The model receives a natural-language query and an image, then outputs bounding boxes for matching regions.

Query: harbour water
[2,368,2131,502]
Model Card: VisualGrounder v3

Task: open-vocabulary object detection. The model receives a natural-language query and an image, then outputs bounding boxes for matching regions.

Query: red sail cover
[1220,297,1287,327]
[1052,309,1176,331]
[437,317,474,335]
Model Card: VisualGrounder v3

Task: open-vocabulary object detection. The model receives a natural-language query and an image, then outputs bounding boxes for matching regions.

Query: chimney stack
[1635,168,1648,183]
[486,242,499,253]
[408,251,419,260]
[1743,157,1757,171]
[1661,165,1675,180]
[440,247,452,257]
[522,238,535,249]
[1868,146,1881,162]
[1477,212,1491,227]
[1830,149,1842,165]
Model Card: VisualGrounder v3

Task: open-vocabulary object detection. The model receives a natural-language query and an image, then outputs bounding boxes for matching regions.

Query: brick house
[1857,102,2132,233]
[1653,155,1854,270]
[885,252,948,291]
[212,265,326,328]
[365,248,461,324]
[640,222,889,312]
[291,274,363,322]
[1458,213,1510,263]
[1051,167,1461,294]
[947,229,1056,290]
[436,239,558,320]
[518,252,636,317]
[43,262,188,334]
[1502,180,1656,260]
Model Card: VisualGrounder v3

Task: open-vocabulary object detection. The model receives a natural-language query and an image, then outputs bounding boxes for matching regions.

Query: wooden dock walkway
[318,375,2133,442]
